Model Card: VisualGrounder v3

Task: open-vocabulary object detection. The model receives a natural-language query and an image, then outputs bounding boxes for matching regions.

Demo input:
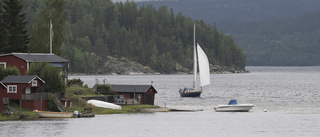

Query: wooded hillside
[20,0,246,73]
[137,0,320,66]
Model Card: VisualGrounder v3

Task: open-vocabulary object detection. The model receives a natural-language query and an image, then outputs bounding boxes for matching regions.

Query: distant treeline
[224,10,320,66]
[136,0,320,66]
[22,0,246,73]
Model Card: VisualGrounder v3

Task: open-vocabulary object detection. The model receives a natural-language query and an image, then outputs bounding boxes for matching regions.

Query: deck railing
[21,92,61,101]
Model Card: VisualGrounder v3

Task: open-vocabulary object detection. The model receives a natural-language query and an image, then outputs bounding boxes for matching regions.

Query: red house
[1,75,48,110]
[0,53,69,82]
[0,82,7,112]
[110,84,157,105]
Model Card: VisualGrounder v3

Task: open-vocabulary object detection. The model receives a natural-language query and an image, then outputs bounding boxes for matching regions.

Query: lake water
[1,66,320,137]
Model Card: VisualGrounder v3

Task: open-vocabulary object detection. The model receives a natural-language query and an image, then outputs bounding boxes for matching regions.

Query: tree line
[228,10,320,66]
[1,0,246,74]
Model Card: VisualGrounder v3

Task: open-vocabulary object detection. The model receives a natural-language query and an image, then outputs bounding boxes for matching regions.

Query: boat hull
[87,100,121,110]
[34,110,74,118]
[214,104,254,112]
[180,92,201,97]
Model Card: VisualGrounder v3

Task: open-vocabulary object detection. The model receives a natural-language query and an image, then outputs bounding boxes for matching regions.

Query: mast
[193,24,197,89]
[50,19,52,54]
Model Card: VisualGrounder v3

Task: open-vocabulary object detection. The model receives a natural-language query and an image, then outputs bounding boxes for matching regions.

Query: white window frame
[32,80,37,86]
[0,62,6,68]
[7,85,17,93]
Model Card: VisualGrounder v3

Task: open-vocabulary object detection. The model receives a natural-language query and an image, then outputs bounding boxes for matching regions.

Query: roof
[0,53,69,63]
[1,75,45,84]
[0,82,7,89]
[109,84,157,93]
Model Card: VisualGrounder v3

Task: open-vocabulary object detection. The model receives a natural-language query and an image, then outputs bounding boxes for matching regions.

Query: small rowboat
[34,110,74,118]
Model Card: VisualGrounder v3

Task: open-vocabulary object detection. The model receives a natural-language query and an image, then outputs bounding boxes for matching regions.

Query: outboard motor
[73,111,79,118]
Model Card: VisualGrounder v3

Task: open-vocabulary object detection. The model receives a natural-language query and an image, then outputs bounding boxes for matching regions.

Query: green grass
[66,104,154,115]
[0,103,38,121]
[64,85,98,98]
[92,105,154,114]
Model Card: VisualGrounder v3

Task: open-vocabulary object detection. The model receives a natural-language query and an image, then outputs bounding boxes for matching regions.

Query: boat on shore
[214,99,254,112]
[87,99,121,110]
[34,110,74,118]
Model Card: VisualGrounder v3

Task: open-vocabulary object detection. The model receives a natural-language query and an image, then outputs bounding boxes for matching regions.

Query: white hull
[87,100,121,110]
[34,110,74,118]
[214,104,254,112]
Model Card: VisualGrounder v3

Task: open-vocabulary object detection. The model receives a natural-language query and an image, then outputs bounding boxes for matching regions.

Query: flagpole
[50,19,52,54]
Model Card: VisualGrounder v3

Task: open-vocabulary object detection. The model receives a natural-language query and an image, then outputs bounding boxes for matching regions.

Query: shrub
[67,78,83,87]
[0,66,20,80]
[46,94,59,111]
[96,84,115,95]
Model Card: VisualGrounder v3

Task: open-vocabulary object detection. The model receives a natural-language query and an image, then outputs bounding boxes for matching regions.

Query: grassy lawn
[0,103,38,121]
[67,104,154,115]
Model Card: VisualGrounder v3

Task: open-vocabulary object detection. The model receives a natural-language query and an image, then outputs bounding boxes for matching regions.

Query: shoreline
[69,69,249,76]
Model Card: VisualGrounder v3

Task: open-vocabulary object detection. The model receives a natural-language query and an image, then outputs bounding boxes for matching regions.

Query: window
[8,85,17,93]
[32,80,37,86]
[0,62,6,68]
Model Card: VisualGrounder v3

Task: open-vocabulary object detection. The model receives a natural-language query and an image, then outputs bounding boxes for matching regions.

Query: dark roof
[109,84,157,93]
[1,75,45,84]
[0,53,69,63]
[0,82,6,89]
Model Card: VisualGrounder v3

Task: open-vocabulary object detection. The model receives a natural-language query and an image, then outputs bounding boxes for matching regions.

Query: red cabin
[0,53,69,82]
[1,75,46,110]
[110,84,157,105]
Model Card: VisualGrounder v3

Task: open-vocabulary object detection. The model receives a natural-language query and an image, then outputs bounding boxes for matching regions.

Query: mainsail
[197,43,210,87]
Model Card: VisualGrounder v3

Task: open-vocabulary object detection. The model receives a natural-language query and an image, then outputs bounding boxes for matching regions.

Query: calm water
[1,66,320,137]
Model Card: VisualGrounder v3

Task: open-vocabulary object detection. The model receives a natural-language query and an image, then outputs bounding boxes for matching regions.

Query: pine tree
[1,0,29,53]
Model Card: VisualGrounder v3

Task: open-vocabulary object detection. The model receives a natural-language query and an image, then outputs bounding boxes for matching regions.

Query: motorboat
[214,99,254,112]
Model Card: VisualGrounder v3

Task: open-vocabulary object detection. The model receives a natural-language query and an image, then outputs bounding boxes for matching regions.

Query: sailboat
[179,24,210,97]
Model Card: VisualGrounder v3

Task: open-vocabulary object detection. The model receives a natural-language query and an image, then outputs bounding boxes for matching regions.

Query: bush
[67,78,83,87]
[0,66,20,80]
[46,94,59,111]
[27,62,66,96]
[96,84,115,95]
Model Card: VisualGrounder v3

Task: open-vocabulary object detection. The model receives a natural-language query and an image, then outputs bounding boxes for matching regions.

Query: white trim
[27,61,29,72]
[0,62,6,68]
[7,85,17,93]
[32,80,37,86]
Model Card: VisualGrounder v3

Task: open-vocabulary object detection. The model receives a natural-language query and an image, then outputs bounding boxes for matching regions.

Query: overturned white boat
[214,99,254,112]
[87,100,121,110]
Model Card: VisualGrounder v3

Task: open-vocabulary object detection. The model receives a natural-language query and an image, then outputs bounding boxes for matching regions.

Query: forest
[138,0,320,66]
[223,10,320,66]
[2,0,246,74]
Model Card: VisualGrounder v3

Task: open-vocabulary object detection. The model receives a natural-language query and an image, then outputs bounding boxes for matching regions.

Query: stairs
[52,94,67,112]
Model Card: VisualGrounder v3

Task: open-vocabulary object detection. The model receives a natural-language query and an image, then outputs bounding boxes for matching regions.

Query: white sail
[197,43,210,87]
